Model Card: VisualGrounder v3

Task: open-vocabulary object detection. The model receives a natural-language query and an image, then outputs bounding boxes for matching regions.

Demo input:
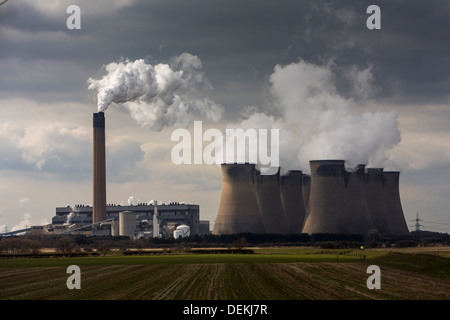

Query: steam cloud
[88,53,223,131]
[228,59,402,173]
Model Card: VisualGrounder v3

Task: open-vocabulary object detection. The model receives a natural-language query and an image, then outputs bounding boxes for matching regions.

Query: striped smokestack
[213,163,265,235]
[93,112,107,224]
[280,170,306,233]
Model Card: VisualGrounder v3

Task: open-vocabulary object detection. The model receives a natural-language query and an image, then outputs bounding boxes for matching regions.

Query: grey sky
[1,0,450,233]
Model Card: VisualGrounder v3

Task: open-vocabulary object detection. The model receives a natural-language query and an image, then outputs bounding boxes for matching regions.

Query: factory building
[51,202,210,238]
[213,161,409,236]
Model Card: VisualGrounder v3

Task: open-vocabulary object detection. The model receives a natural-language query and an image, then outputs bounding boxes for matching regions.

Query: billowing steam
[88,53,223,131]
[227,59,401,173]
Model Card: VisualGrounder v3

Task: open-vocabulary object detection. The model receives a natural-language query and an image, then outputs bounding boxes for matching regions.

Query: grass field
[0,247,449,300]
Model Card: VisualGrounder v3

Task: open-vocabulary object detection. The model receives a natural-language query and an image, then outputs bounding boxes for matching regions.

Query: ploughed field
[0,248,449,300]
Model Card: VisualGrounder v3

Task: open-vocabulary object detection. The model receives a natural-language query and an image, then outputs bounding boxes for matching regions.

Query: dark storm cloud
[1,1,450,109]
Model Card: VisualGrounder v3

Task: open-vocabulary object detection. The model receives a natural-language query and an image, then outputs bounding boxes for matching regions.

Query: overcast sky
[1,0,450,233]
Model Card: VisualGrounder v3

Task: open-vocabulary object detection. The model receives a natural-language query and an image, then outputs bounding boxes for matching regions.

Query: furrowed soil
[1,260,449,300]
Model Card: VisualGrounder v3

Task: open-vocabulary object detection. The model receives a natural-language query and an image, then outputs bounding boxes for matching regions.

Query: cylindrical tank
[110,219,119,236]
[119,211,136,239]
[280,170,306,234]
[365,168,390,234]
[254,167,288,234]
[302,160,346,234]
[213,163,266,234]
[383,171,409,234]
[343,164,373,234]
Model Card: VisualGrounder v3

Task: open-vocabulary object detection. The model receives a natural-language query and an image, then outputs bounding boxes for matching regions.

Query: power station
[0,110,409,239]
[213,161,409,236]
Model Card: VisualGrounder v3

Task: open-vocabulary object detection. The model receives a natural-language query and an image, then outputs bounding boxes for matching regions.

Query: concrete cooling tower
[213,161,409,236]
[254,168,288,234]
[302,160,347,234]
[213,163,265,235]
[383,171,409,234]
[93,112,107,224]
[365,168,390,234]
[302,174,311,213]
[343,164,373,234]
[280,170,306,234]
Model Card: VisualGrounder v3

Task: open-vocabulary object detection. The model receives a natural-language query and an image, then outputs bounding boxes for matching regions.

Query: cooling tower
[213,163,265,235]
[302,174,311,213]
[383,171,409,234]
[343,164,373,234]
[280,170,306,233]
[302,160,346,234]
[93,112,106,224]
[365,168,390,234]
[254,167,288,234]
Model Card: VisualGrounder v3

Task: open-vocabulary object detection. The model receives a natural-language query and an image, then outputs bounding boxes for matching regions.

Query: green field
[0,247,449,300]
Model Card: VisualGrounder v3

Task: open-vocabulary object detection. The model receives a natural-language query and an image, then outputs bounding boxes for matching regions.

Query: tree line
[0,229,449,255]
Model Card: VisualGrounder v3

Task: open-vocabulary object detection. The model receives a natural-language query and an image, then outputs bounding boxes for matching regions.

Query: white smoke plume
[88,53,223,131]
[228,59,402,173]
[64,211,78,225]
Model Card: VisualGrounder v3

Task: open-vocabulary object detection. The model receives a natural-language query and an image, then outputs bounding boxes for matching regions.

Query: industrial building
[213,161,409,236]
[50,202,209,238]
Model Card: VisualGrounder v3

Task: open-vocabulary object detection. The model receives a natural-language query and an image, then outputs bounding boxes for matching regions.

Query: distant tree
[55,236,77,253]
[365,229,382,247]
[231,237,248,250]
[97,241,112,255]
[0,237,22,253]
[22,239,42,254]
[134,238,147,249]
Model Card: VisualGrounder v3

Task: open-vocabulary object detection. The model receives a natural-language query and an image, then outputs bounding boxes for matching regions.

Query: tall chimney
[93,112,106,224]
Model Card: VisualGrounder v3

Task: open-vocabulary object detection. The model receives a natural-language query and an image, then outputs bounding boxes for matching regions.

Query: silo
[302,174,311,213]
[213,163,265,235]
[254,167,288,234]
[365,168,390,234]
[383,171,409,234]
[343,165,373,234]
[280,170,306,234]
[110,219,119,236]
[119,211,136,239]
[302,160,346,234]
